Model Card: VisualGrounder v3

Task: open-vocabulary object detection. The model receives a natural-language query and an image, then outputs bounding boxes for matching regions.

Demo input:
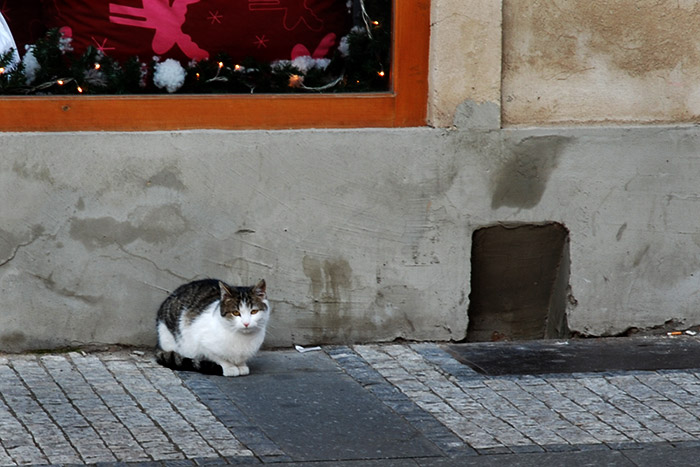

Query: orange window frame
[0,0,429,132]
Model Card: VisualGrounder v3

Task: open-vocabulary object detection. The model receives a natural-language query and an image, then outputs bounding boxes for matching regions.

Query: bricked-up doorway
[466,223,571,342]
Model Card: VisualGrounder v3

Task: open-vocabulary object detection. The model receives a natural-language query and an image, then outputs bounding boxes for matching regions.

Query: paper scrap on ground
[295,345,322,353]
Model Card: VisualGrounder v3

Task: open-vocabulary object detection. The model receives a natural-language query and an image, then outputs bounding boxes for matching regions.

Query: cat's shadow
[229,349,339,377]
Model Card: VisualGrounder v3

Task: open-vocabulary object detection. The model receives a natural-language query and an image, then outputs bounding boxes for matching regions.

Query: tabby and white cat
[155,279,269,376]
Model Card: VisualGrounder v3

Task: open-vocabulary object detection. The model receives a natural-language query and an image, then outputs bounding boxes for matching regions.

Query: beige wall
[428,0,502,127]
[430,0,700,127]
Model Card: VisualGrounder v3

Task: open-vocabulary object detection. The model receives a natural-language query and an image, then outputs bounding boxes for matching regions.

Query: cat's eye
[231,311,241,317]
[251,309,259,315]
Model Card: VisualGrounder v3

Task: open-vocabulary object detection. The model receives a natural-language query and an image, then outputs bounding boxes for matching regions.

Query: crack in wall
[0,226,51,268]
[115,243,190,283]
[0,238,36,268]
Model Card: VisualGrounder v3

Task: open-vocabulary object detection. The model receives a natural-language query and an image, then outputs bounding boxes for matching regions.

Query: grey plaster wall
[1,125,699,351]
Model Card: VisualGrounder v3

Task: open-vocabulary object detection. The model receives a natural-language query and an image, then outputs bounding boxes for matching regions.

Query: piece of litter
[667,331,683,336]
[295,345,321,353]
[686,330,698,336]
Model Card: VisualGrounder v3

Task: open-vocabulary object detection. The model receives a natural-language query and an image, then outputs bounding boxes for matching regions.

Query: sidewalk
[1,338,700,465]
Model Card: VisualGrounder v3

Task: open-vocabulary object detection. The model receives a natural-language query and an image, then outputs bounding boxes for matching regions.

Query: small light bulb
[288,74,304,88]
[77,86,83,93]
[0,67,5,74]
[57,79,64,85]
[372,20,380,26]
[218,62,224,69]
[195,72,200,80]
[94,63,101,70]
[234,64,242,71]
[378,70,385,77]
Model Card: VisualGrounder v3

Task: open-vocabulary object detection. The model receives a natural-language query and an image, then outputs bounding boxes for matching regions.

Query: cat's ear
[218,281,233,300]
[253,279,266,298]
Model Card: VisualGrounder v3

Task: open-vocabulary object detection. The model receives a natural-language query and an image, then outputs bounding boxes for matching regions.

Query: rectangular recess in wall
[466,222,571,342]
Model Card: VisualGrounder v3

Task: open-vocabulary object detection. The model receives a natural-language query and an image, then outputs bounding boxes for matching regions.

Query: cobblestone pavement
[337,344,700,453]
[1,342,700,465]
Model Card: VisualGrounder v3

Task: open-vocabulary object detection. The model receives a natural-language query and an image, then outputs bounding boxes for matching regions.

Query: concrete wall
[1,130,470,350]
[3,1,700,351]
[4,125,700,351]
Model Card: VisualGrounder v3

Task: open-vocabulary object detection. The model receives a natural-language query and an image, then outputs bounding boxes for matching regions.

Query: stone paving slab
[2,339,700,465]
[447,337,700,375]
[186,351,442,463]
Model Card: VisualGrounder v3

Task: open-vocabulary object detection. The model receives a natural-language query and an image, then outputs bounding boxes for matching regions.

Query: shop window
[0,0,429,131]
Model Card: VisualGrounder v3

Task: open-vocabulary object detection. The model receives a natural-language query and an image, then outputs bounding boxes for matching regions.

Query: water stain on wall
[0,332,26,351]
[69,204,188,250]
[12,161,56,184]
[491,135,573,209]
[146,166,187,191]
[302,256,354,340]
[302,256,352,308]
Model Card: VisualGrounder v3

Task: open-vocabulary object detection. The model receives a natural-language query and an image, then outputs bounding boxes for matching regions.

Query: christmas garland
[0,1,390,95]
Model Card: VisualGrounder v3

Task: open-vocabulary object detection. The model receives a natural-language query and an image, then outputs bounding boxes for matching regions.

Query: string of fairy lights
[0,0,391,95]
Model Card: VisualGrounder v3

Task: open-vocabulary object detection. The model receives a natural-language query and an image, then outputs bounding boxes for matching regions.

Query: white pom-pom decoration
[338,35,350,57]
[22,47,39,84]
[291,56,331,73]
[153,58,186,93]
[0,12,19,70]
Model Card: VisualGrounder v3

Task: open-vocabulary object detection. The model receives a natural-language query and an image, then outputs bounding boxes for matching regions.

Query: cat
[155,278,269,376]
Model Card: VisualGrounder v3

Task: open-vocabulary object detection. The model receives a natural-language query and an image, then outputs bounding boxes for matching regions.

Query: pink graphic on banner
[92,36,116,54]
[207,10,223,25]
[254,35,269,48]
[109,0,209,60]
[248,0,323,31]
[291,32,335,59]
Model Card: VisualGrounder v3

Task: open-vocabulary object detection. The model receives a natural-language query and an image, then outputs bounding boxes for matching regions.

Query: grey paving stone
[0,395,47,465]
[198,350,443,463]
[621,444,700,466]
[70,353,175,461]
[417,449,637,466]
[14,357,117,463]
[105,358,219,460]
[447,337,700,375]
[135,360,252,459]
[0,360,81,464]
[329,345,475,456]
[6,341,700,465]
[179,370,286,461]
[272,460,423,467]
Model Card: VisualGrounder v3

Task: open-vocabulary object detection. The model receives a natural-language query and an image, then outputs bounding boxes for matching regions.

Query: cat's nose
[243,322,249,327]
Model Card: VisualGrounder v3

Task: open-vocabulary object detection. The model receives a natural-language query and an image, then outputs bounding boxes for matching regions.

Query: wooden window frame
[0,0,429,131]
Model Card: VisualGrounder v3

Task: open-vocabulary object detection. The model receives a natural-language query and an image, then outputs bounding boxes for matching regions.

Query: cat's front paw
[221,363,249,377]
[221,364,241,377]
